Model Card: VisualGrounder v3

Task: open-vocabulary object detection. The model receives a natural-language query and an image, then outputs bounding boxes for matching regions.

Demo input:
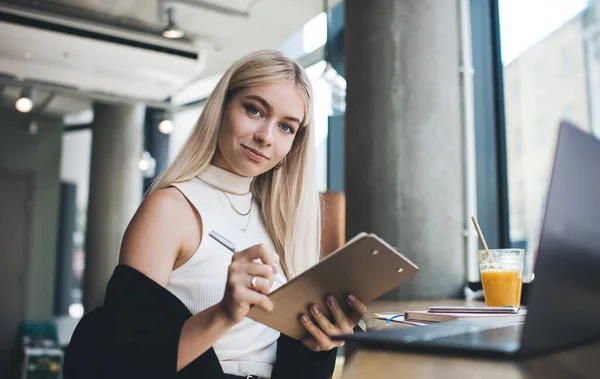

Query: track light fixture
[162,8,185,39]
[15,86,34,113]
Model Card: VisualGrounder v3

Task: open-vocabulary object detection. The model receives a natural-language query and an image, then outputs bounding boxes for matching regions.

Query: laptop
[333,121,600,359]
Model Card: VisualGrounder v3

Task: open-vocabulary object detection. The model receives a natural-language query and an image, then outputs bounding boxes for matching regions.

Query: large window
[498,0,595,277]
[306,60,331,193]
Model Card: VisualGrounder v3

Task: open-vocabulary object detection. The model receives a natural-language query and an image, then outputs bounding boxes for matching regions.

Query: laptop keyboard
[382,321,523,344]
[420,323,523,352]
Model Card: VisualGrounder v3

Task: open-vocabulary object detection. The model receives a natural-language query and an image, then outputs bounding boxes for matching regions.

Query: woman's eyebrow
[244,95,271,112]
[244,94,301,124]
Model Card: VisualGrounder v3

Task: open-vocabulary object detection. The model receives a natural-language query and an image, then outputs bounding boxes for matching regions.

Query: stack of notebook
[376,308,527,326]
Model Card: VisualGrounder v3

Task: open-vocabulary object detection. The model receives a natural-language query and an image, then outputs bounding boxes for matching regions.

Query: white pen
[209,230,236,252]
[209,230,281,274]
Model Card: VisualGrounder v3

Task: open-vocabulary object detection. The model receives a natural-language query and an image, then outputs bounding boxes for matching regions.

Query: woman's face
[213,80,305,177]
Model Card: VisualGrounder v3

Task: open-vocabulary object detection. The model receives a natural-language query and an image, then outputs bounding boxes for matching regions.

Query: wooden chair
[320,192,346,259]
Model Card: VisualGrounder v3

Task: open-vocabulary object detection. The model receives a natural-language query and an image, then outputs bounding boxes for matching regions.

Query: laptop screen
[520,121,600,354]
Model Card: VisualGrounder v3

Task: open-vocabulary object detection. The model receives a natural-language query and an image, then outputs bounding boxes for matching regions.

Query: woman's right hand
[218,244,279,323]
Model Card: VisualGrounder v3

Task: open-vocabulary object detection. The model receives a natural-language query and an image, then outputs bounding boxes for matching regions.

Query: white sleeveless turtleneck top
[168,165,287,378]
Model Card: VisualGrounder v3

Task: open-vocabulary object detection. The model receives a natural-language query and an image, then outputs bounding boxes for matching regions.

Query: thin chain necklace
[221,191,251,216]
[239,204,252,232]
[197,177,252,216]
[197,177,253,232]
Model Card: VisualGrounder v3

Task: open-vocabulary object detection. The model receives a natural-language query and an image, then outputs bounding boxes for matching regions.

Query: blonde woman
[64,50,366,379]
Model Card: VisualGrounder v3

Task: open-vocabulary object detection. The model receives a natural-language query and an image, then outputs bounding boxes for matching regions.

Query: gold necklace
[197,177,253,232]
[197,177,252,216]
[240,204,252,232]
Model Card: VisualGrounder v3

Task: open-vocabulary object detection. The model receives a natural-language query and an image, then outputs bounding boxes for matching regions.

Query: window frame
[469,0,511,261]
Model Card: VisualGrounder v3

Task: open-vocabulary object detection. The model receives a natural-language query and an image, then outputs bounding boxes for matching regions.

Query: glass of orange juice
[477,249,524,307]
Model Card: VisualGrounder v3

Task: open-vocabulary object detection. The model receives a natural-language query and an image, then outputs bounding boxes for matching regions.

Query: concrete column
[345,0,466,299]
[84,102,144,311]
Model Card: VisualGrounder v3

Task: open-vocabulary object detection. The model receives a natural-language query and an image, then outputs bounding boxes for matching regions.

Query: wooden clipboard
[246,233,419,339]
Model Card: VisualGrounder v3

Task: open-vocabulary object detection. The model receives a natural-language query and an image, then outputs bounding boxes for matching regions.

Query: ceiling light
[158,119,174,134]
[15,97,33,113]
[162,8,185,39]
[139,158,149,171]
[158,107,174,134]
[139,151,156,177]
[15,87,34,113]
[163,27,185,39]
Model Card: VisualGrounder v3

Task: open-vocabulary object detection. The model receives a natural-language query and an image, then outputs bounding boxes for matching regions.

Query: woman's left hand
[299,294,366,351]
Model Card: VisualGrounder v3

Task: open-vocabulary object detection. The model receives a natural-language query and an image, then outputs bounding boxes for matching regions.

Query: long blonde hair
[150,50,320,278]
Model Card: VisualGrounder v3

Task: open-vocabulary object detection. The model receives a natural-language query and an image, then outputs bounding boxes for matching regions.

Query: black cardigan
[63,264,337,379]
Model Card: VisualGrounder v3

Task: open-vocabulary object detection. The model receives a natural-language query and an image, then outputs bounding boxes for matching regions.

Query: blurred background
[1,0,599,377]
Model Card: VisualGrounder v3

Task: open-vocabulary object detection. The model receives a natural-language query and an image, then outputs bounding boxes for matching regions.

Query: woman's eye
[246,105,261,116]
[279,124,295,133]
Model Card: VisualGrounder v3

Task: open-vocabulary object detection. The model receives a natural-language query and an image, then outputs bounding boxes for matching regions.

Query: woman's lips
[242,145,267,163]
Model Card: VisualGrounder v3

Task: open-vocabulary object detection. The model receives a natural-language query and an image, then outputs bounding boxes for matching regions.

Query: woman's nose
[254,123,274,145]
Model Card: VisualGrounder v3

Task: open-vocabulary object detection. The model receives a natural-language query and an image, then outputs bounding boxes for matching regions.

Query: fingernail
[311,305,320,315]
[273,263,280,274]
[300,314,309,323]
[327,296,336,306]
[347,294,356,304]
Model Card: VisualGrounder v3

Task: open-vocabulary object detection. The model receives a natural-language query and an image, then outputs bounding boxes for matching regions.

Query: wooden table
[340,300,600,379]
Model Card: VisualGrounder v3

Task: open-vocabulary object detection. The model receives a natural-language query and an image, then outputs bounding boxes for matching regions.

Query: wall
[0,109,63,319]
